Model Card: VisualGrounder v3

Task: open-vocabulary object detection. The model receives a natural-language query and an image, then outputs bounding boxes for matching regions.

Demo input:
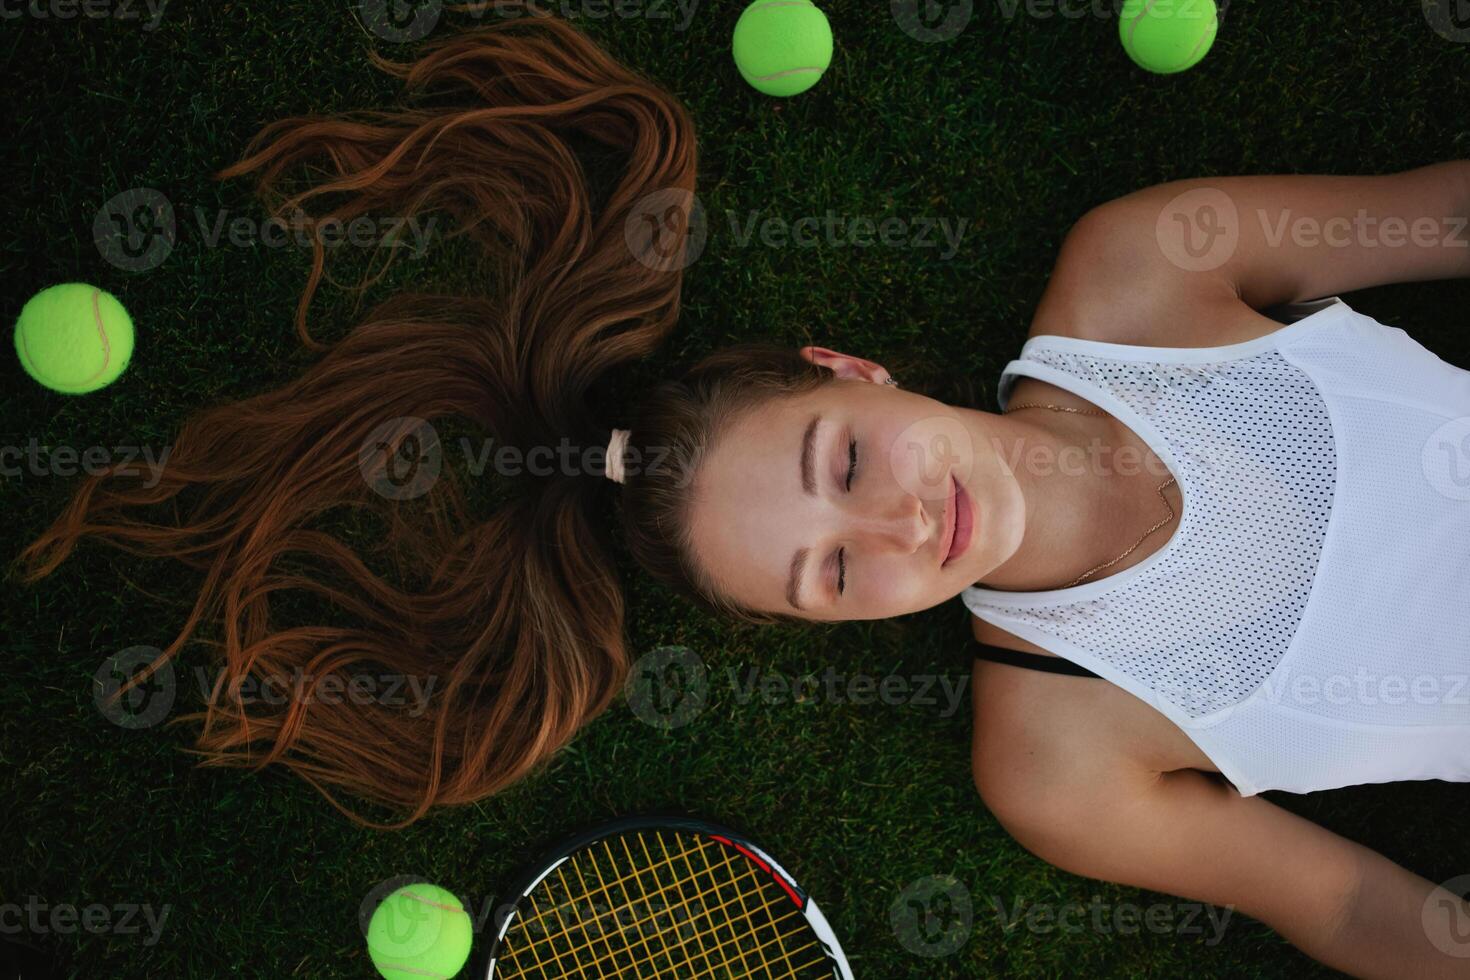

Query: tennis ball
[732,0,833,98]
[14,283,134,394]
[1119,0,1218,74]
[366,884,473,980]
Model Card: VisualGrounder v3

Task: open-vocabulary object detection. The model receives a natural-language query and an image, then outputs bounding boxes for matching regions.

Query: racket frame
[481,814,854,980]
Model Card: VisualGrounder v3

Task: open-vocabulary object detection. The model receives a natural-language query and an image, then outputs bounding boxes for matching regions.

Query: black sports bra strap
[973,640,1102,679]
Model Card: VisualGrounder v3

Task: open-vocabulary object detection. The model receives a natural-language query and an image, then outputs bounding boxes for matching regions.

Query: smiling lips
[941,473,975,567]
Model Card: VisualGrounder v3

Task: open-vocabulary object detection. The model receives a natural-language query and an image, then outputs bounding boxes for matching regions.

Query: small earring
[883,377,899,386]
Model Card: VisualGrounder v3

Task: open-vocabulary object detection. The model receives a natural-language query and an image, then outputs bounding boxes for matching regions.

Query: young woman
[20,10,1470,976]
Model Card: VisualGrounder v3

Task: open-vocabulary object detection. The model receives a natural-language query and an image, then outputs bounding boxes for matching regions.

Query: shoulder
[968,618,1218,810]
[1027,200,1284,348]
[969,667,1146,858]
[969,627,1195,882]
[968,621,1137,824]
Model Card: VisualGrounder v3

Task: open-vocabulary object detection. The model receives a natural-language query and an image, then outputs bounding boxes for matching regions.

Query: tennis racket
[482,815,854,979]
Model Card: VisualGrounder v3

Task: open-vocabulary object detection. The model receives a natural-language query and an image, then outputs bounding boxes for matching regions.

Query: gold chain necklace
[1003,402,1178,589]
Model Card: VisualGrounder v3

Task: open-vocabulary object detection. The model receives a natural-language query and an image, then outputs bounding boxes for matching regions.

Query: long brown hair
[18,7,711,824]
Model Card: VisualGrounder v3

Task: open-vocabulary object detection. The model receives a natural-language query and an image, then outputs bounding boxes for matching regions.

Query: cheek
[882,413,974,503]
[862,558,940,615]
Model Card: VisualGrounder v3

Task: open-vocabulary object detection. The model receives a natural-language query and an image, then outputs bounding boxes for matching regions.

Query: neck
[970,407,1173,592]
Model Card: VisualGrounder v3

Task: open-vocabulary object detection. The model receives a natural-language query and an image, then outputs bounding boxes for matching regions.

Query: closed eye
[837,435,857,596]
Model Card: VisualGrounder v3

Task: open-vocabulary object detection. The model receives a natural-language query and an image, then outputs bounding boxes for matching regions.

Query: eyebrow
[800,414,819,494]
[786,415,822,610]
[786,548,809,611]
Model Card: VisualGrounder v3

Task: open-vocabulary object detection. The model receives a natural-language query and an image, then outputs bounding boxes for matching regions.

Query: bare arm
[1033,161,1470,345]
[973,724,1470,978]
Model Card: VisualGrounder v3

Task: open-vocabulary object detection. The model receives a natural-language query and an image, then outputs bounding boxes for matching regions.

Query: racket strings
[516,835,790,977]
[494,830,834,978]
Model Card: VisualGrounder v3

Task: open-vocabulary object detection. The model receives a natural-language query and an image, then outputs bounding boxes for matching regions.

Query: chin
[952,533,1013,590]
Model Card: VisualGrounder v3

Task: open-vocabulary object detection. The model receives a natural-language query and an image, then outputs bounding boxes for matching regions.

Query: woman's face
[686,348,1028,622]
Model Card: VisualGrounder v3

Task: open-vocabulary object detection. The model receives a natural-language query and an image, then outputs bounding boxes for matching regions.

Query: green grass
[3,1,1469,977]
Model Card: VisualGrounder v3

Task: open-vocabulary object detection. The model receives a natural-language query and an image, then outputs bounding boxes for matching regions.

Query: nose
[848,490,929,554]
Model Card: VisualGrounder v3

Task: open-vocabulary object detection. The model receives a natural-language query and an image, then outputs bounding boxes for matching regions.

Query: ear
[799,345,895,384]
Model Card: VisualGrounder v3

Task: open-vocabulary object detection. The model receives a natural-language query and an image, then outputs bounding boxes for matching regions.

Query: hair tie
[605,428,631,484]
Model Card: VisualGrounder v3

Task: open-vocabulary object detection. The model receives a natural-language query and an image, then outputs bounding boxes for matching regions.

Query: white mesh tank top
[962,297,1470,796]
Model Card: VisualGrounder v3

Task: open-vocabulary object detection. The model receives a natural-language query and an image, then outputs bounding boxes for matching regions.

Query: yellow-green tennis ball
[732,0,833,98]
[14,283,134,394]
[1119,0,1218,74]
[366,884,473,980]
